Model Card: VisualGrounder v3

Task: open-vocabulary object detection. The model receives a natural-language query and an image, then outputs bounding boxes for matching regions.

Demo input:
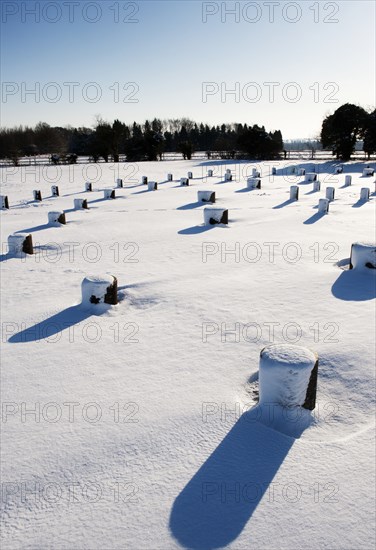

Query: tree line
[0,104,374,165]
[0,118,282,165]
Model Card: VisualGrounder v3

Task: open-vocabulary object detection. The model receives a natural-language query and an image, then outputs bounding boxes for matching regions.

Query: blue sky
[1,0,375,138]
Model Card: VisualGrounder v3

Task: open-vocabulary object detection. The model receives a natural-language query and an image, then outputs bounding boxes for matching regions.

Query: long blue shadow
[177,202,202,210]
[331,270,376,301]
[8,304,94,343]
[273,198,295,209]
[303,211,326,225]
[169,410,294,550]
[178,225,215,235]
[352,199,368,208]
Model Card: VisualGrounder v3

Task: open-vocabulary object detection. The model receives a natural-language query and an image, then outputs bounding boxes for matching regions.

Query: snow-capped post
[1,195,9,209]
[318,198,329,214]
[167,173,173,181]
[335,165,343,174]
[326,187,335,202]
[197,191,215,203]
[85,182,92,192]
[349,242,376,270]
[180,177,189,186]
[148,181,158,191]
[252,168,260,177]
[81,275,118,306]
[74,198,88,210]
[305,173,317,182]
[104,189,115,199]
[290,185,299,201]
[8,233,33,256]
[247,177,261,189]
[204,207,228,225]
[272,167,277,175]
[360,187,370,201]
[298,168,306,176]
[313,180,321,192]
[33,190,42,201]
[48,211,66,225]
[51,185,59,196]
[345,175,352,186]
[362,167,375,177]
[259,344,319,411]
[142,176,148,185]
[116,178,123,188]
[225,172,232,181]
[188,171,193,179]
[208,169,213,177]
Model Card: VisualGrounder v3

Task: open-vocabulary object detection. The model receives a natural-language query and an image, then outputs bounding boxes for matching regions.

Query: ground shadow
[8,304,103,343]
[303,211,327,225]
[273,198,295,209]
[352,199,369,208]
[169,409,295,550]
[16,222,69,234]
[331,269,376,301]
[178,224,226,235]
[177,202,203,210]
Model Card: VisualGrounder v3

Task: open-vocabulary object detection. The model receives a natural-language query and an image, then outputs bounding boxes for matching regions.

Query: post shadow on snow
[352,198,370,208]
[303,209,327,225]
[0,243,61,263]
[272,198,296,209]
[169,409,295,550]
[8,304,96,343]
[178,224,229,235]
[177,201,203,210]
[331,268,376,301]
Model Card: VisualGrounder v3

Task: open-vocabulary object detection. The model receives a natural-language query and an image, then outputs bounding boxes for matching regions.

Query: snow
[1,158,375,549]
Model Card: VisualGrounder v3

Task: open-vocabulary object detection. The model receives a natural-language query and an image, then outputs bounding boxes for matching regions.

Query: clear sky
[1,0,375,139]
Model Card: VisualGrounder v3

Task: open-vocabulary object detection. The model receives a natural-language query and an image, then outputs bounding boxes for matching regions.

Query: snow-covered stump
[81,275,118,306]
[208,169,213,177]
[349,242,376,270]
[51,185,59,196]
[252,168,260,177]
[142,176,148,185]
[74,198,88,210]
[290,185,299,201]
[180,177,189,186]
[188,171,193,179]
[1,195,9,209]
[259,344,319,411]
[345,175,352,187]
[318,198,329,214]
[272,167,277,175]
[305,172,317,182]
[48,211,66,226]
[104,189,115,199]
[197,191,215,203]
[247,177,261,189]
[148,181,158,191]
[116,178,123,188]
[326,187,335,202]
[8,233,33,256]
[33,190,42,201]
[225,173,232,181]
[335,165,343,174]
[360,187,370,201]
[204,207,228,225]
[313,180,321,192]
[85,182,92,192]
[298,168,306,176]
[362,167,375,177]
[167,173,173,181]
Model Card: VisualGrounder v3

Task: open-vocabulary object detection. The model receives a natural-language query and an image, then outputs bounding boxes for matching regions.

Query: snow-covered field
[1,159,375,549]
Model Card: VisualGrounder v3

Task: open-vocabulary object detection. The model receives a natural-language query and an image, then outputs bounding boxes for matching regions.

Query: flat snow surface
[1,159,375,549]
